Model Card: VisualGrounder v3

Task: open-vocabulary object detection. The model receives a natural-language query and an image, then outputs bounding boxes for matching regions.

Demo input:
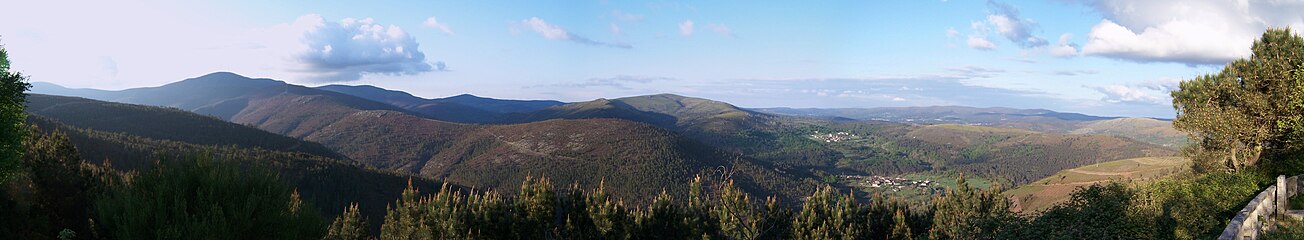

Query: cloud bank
[1078,0,1304,65]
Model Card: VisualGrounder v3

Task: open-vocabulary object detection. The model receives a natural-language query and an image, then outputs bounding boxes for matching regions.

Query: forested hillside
[24,94,343,159]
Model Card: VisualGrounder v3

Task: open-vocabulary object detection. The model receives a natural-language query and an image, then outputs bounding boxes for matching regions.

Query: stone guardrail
[1219,174,1302,240]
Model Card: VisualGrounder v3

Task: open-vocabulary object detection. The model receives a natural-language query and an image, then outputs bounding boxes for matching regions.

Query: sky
[2,0,1302,118]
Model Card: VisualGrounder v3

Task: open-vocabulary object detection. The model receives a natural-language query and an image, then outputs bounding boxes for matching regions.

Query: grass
[1004,156,1190,213]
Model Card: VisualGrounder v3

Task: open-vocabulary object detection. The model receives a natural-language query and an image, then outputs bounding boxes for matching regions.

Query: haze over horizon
[4,0,1302,118]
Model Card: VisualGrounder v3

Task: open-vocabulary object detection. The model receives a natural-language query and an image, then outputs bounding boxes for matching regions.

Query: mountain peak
[445,93,483,100]
[198,71,246,78]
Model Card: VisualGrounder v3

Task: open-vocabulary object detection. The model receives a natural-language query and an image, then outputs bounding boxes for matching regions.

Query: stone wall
[1219,175,1301,240]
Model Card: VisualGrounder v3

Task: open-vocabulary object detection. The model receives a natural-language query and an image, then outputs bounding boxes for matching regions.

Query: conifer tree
[324,204,368,240]
[889,209,913,240]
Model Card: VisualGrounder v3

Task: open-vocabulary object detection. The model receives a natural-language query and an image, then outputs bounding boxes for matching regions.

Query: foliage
[0,38,31,185]
[93,156,326,239]
[1172,28,1304,172]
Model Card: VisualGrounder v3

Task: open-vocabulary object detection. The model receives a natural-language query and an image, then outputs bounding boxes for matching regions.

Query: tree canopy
[0,37,31,185]
[1172,28,1304,172]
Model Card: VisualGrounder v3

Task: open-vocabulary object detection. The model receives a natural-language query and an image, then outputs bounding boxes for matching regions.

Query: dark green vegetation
[94,157,325,239]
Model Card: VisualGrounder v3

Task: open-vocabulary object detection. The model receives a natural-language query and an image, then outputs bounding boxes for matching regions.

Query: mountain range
[29,72,1184,204]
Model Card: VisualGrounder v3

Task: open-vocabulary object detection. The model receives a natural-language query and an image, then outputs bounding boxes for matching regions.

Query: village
[841,175,943,193]
[809,131,856,143]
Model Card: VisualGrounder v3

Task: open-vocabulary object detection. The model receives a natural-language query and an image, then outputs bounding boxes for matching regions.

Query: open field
[1005,156,1190,213]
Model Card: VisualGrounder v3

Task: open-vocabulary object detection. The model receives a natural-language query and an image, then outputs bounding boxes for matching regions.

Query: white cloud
[985,1,1048,48]
[679,20,694,37]
[293,15,434,82]
[610,23,622,35]
[518,17,630,49]
[1078,0,1304,65]
[967,36,997,50]
[946,27,960,38]
[422,17,454,35]
[1050,33,1079,57]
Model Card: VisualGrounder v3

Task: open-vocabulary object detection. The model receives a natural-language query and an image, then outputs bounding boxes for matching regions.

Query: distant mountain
[438,93,566,114]
[317,84,565,123]
[25,94,343,159]
[756,106,1187,148]
[756,106,1114,132]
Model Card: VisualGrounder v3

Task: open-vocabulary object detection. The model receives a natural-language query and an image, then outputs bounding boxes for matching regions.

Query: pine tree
[928,175,1020,240]
[324,203,368,240]
[792,186,861,240]
[889,209,913,240]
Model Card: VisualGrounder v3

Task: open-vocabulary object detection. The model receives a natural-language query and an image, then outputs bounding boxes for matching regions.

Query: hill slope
[1005,156,1190,213]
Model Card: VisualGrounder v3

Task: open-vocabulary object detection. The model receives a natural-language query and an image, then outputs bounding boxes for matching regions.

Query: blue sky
[3,0,1300,118]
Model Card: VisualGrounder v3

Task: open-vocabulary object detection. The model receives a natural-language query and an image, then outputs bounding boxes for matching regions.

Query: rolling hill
[1069,118,1188,148]
[1004,156,1190,213]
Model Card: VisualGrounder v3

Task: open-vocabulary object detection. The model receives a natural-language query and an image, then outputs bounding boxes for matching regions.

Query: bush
[1136,170,1268,239]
